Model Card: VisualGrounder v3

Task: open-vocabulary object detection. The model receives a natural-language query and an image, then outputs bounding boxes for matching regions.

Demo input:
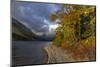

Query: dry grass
[44,44,95,64]
[44,36,96,63]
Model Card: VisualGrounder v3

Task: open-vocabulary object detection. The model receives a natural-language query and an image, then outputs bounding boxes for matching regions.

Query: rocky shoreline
[44,45,94,64]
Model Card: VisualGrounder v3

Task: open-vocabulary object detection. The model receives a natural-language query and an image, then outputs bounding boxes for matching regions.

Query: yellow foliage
[51,4,96,60]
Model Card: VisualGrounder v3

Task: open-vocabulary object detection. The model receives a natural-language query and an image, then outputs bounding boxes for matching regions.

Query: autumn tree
[51,4,96,60]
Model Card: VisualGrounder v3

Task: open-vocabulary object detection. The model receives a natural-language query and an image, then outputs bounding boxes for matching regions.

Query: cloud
[11,1,62,39]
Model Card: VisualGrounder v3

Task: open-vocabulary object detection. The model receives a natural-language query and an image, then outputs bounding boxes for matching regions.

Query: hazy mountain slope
[12,18,37,41]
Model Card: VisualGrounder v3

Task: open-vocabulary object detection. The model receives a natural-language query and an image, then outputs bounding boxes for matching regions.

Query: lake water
[12,41,52,66]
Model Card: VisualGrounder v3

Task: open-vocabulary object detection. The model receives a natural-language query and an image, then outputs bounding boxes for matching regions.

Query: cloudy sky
[11,0,62,39]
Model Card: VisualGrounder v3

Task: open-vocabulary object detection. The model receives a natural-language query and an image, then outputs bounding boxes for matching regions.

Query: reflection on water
[12,41,52,66]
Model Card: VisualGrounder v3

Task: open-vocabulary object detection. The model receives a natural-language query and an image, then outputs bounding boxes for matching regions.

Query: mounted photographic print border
[11,0,96,66]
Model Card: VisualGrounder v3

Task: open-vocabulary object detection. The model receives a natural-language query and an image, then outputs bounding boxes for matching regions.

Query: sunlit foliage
[51,4,96,60]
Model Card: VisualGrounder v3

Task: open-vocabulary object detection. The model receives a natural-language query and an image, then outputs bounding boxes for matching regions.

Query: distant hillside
[12,18,37,41]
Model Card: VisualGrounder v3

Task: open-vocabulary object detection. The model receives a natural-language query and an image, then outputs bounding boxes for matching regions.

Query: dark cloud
[11,0,62,39]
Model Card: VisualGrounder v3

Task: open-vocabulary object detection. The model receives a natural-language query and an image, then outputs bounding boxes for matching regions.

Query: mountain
[12,18,37,41]
[12,18,56,41]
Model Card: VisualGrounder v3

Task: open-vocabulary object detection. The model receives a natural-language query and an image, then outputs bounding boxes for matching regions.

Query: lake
[12,41,52,66]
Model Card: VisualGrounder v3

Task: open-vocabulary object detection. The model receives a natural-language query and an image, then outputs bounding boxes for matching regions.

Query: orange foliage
[51,4,96,60]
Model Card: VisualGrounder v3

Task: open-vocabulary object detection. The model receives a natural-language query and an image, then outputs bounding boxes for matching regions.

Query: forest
[45,4,96,63]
